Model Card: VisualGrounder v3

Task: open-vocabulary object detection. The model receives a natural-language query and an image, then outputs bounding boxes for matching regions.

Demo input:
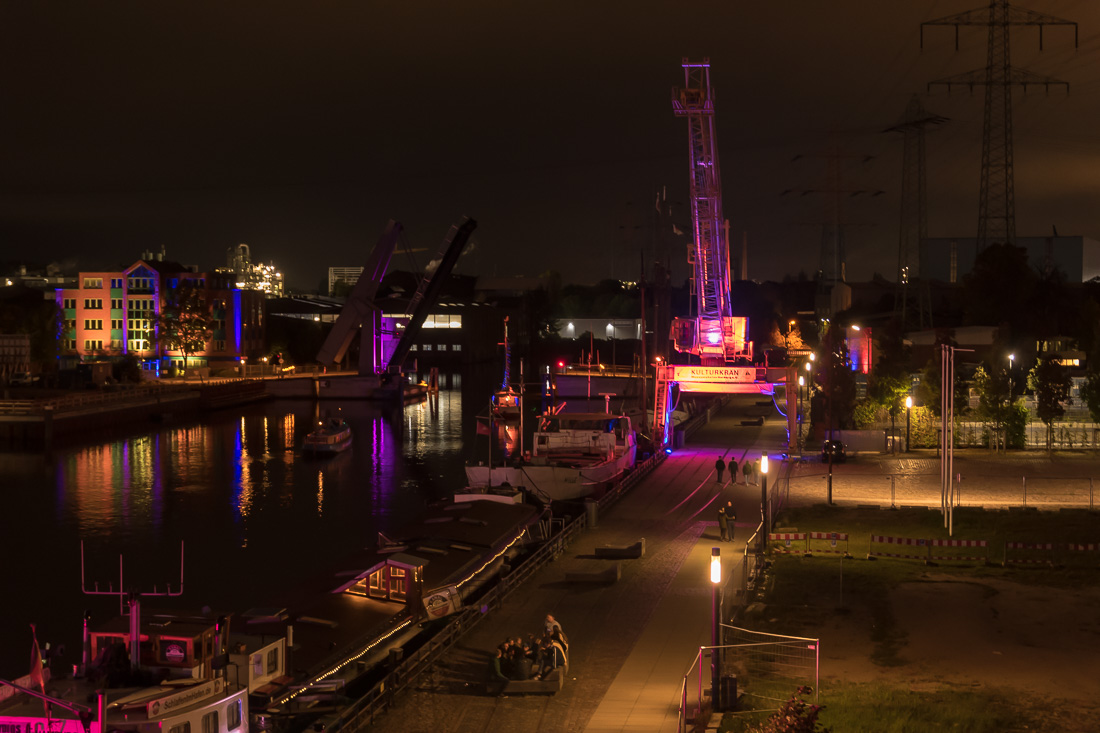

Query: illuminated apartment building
[56,254,265,374]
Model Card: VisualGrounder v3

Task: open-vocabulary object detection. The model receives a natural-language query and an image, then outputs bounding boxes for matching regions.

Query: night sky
[3,2,1100,291]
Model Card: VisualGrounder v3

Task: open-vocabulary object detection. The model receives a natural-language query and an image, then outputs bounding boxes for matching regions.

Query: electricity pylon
[885,95,946,329]
[921,1,1077,250]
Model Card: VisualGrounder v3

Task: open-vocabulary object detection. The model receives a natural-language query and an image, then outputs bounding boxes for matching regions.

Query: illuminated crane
[670,58,751,366]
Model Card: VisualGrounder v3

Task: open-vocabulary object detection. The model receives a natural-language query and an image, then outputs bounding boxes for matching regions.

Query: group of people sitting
[487,614,569,693]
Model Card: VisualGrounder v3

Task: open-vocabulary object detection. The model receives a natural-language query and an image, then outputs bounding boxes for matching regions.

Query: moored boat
[465,411,637,501]
[302,416,351,454]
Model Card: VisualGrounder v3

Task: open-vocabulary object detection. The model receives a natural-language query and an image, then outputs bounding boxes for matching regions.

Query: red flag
[476,418,491,436]
[30,624,47,714]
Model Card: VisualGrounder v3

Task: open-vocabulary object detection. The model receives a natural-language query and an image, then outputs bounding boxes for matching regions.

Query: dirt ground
[812,573,1100,730]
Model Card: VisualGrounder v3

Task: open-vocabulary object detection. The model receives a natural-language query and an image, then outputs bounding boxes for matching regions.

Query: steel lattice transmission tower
[922,1,1077,250]
[885,95,946,328]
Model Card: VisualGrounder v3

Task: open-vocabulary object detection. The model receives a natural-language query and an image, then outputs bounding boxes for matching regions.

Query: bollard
[890,476,896,509]
[1022,476,1027,509]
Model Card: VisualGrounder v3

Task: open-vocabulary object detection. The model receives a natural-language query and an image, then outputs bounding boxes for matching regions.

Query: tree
[154,282,214,375]
[973,363,1013,450]
[962,242,1035,336]
[1080,367,1100,425]
[815,323,857,434]
[1027,356,1072,453]
[914,337,968,420]
[867,319,911,430]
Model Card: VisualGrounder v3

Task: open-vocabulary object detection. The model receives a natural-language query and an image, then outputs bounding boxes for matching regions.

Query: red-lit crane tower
[670,58,751,366]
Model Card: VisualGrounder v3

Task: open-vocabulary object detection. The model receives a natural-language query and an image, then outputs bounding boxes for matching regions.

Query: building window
[128,276,152,290]
[111,298,123,309]
[266,647,279,675]
[83,298,102,309]
[422,344,432,351]
[438,344,447,351]
[84,339,103,351]
[111,319,124,330]
[110,339,122,349]
[201,712,218,733]
[128,298,153,312]
[83,277,103,288]
[452,344,462,352]
[83,319,103,331]
[213,319,226,331]
[409,344,417,351]
[63,298,76,310]
[63,339,76,351]
[213,340,226,352]
[111,278,123,288]
[128,340,149,351]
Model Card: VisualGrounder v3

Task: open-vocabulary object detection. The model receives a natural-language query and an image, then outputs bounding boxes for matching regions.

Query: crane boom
[670,58,751,365]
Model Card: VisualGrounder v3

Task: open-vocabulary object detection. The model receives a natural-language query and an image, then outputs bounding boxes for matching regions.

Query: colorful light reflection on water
[0,392,468,677]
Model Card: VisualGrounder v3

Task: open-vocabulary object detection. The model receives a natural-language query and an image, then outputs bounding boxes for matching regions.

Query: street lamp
[797,375,805,453]
[710,547,721,712]
[905,395,912,452]
[760,452,770,540]
[1008,353,1015,403]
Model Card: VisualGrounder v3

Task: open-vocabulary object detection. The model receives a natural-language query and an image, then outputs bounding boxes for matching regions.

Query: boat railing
[327,450,667,733]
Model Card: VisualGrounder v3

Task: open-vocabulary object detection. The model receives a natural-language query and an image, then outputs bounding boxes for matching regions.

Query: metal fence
[677,627,819,732]
[783,470,1097,511]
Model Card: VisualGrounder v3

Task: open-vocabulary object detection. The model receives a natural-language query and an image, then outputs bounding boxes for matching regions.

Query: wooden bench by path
[594,538,645,559]
[565,563,621,584]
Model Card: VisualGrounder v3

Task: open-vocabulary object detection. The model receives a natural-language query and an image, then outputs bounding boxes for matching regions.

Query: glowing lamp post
[1008,353,1015,403]
[760,452,770,540]
[905,395,913,452]
[710,546,721,711]
[797,375,805,454]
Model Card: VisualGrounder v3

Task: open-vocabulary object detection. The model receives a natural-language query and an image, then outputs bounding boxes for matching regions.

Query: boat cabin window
[169,722,191,733]
[201,710,219,733]
[390,567,407,601]
[369,568,388,597]
[227,700,243,731]
[267,647,279,675]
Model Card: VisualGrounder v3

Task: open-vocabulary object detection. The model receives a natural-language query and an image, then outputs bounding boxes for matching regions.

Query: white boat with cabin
[465,411,636,501]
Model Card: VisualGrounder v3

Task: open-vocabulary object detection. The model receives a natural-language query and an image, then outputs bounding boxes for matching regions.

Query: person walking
[727,501,737,542]
[487,648,510,696]
[744,459,756,486]
[715,456,726,483]
[717,504,729,541]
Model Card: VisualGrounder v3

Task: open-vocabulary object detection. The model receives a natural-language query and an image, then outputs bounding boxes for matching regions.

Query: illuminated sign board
[146,679,222,719]
[668,366,759,384]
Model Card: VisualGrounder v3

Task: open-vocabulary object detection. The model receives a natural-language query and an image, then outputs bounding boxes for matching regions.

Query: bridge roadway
[369,396,785,733]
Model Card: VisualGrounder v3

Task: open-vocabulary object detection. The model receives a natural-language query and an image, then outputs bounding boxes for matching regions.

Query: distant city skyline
[3,2,1100,291]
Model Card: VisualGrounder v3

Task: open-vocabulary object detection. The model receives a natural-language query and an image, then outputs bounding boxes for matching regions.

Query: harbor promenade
[369,399,1100,733]
[370,400,784,733]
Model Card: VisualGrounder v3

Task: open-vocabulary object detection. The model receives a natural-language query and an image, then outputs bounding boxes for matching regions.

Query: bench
[503,665,566,695]
[594,539,645,559]
[565,563,620,584]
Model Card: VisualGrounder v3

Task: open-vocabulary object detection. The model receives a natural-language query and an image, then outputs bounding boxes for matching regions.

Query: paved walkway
[369,400,781,733]
[371,405,1100,733]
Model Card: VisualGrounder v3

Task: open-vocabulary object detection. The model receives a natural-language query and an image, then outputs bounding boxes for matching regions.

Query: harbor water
[0,387,477,679]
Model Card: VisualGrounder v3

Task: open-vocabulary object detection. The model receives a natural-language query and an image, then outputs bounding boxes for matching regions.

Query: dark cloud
[2,2,1099,289]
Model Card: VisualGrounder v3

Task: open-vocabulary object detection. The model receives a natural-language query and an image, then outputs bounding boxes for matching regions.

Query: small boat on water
[465,410,637,501]
[303,416,352,454]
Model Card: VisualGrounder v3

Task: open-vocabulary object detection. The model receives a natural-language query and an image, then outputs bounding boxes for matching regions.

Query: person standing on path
[715,456,726,483]
[727,501,737,542]
[717,504,729,541]
[744,459,755,486]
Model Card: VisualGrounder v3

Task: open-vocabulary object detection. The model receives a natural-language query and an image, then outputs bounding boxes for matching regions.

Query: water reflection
[1,392,474,678]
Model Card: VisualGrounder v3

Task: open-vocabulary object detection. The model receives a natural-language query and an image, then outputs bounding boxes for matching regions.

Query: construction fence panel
[719,625,820,709]
[767,532,807,555]
[868,535,989,563]
[1002,541,1057,566]
[806,531,850,557]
